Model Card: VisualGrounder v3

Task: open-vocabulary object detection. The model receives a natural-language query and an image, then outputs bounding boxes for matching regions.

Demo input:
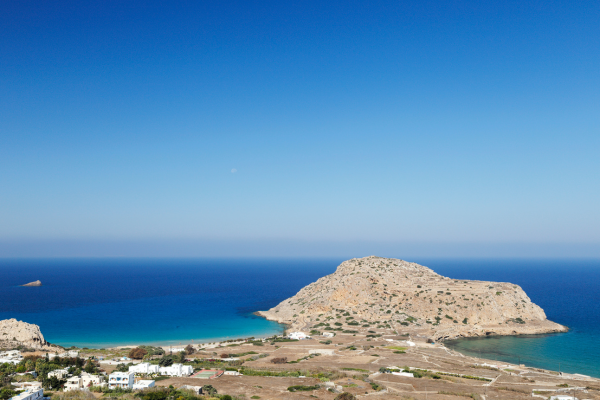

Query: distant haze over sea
[1,240,600,258]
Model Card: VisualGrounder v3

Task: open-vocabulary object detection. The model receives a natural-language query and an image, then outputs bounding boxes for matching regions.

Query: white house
[158,363,193,377]
[0,351,22,365]
[64,374,105,391]
[392,372,414,378]
[288,332,309,340]
[132,380,155,390]
[81,374,105,388]
[47,369,69,379]
[63,377,82,392]
[550,396,578,400]
[49,351,79,359]
[108,372,134,389]
[223,371,241,376]
[10,382,42,391]
[9,389,43,400]
[129,363,159,375]
[322,332,335,338]
[0,350,22,360]
[170,347,185,353]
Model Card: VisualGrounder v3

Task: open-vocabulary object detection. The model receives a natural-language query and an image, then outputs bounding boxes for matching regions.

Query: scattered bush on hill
[287,385,319,392]
[334,392,357,400]
[270,357,288,364]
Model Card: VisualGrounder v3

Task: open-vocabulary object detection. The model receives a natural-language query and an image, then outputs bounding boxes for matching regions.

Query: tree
[202,385,217,396]
[158,356,173,367]
[84,359,97,374]
[184,345,195,355]
[128,348,148,360]
[25,359,35,372]
[46,376,65,390]
[115,363,131,372]
[0,388,16,400]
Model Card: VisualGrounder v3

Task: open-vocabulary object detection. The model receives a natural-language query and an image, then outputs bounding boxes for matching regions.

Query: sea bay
[1,257,599,377]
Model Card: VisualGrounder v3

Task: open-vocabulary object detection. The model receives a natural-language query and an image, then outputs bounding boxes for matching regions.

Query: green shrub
[287,385,319,392]
[202,385,217,396]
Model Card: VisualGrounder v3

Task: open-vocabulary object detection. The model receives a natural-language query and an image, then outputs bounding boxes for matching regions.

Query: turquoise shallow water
[444,333,588,375]
[1,257,599,377]
[420,258,600,378]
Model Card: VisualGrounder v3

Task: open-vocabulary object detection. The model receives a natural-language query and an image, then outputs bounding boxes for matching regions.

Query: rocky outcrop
[21,280,42,287]
[258,256,567,341]
[0,319,55,350]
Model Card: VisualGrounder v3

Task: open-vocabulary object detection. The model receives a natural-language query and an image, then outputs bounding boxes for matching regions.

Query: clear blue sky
[1,0,599,257]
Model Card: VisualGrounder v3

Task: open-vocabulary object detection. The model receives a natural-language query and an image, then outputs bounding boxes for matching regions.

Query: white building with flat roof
[288,332,309,340]
[129,363,159,375]
[47,369,68,379]
[9,389,43,400]
[64,374,105,391]
[158,363,193,377]
[10,382,42,392]
[169,348,185,353]
[48,350,79,359]
[132,380,155,390]
[81,374,105,388]
[108,372,134,389]
[0,350,22,359]
[63,377,82,391]
[0,351,22,365]
[223,371,241,376]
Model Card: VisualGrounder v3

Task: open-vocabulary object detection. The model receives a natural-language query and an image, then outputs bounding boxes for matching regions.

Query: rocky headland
[0,318,56,350]
[258,256,567,341]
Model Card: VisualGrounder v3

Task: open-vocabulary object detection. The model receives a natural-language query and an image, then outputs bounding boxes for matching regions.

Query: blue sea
[1,258,599,378]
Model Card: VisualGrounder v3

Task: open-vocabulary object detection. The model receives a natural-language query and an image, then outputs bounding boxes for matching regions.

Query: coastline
[79,329,597,381]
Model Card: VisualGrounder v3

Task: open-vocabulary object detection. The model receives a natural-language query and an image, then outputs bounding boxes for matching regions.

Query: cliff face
[0,318,54,350]
[258,256,567,341]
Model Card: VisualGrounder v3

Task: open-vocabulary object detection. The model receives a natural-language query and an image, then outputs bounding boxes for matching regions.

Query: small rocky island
[258,256,567,341]
[20,280,42,287]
